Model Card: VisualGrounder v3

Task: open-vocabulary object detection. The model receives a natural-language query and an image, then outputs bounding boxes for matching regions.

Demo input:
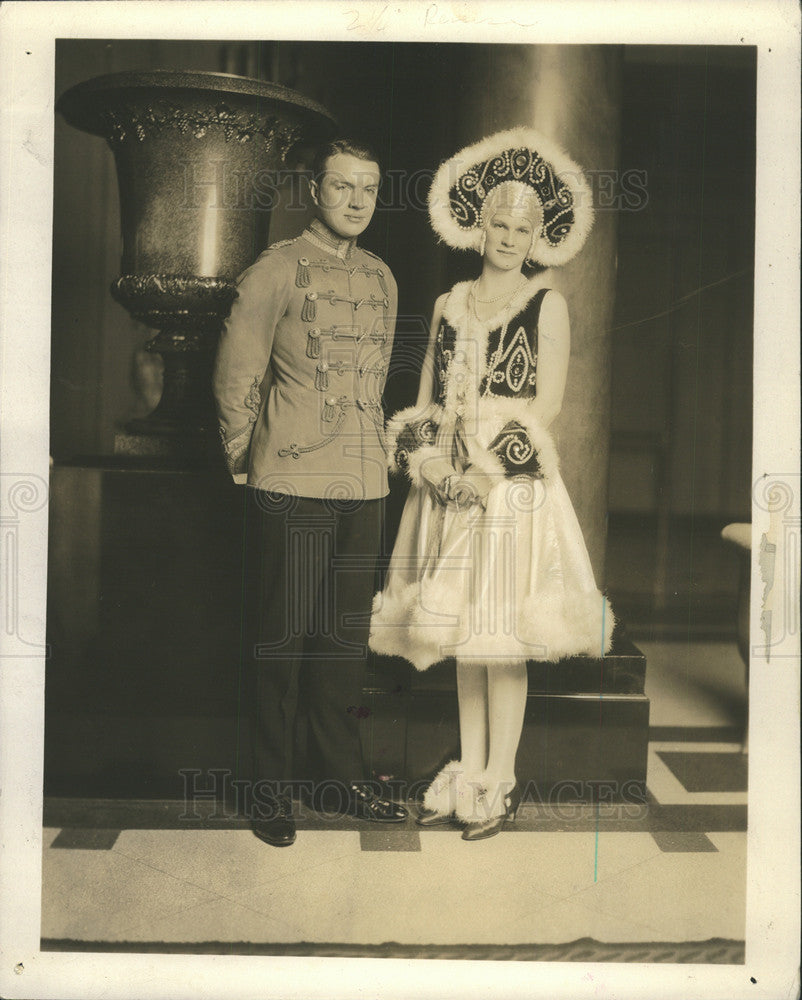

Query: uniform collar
[305,217,358,260]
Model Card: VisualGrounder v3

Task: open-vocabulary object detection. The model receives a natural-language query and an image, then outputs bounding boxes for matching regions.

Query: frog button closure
[295,257,311,287]
[302,290,319,321]
[315,361,330,391]
[323,395,338,421]
[306,327,322,358]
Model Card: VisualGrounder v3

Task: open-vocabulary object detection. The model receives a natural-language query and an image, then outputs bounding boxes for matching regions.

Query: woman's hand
[418,455,460,504]
[449,467,495,510]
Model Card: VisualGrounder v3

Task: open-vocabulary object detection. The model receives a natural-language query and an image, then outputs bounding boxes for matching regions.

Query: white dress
[370,279,615,671]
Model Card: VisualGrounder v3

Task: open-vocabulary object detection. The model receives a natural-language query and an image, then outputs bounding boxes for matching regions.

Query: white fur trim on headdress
[428,126,594,267]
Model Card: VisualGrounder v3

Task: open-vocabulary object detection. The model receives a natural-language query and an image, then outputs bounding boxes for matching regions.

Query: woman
[370,128,615,840]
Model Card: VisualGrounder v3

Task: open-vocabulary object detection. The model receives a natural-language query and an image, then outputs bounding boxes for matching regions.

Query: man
[213,138,407,847]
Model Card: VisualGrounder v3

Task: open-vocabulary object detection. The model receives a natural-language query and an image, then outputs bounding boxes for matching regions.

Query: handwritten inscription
[344,4,391,33]
[423,2,537,28]
[343,3,538,32]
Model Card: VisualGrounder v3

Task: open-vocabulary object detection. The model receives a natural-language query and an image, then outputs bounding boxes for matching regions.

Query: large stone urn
[57,70,335,446]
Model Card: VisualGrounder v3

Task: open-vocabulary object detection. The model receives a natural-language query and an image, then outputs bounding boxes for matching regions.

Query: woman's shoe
[416,760,468,827]
[415,806,457,827]
[461,782,521,841]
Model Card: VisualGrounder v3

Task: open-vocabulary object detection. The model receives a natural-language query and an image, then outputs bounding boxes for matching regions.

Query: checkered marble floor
[40,640,748,952]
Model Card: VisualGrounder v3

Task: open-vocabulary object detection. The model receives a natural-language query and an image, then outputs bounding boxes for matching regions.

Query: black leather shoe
[347,782,408,823]
[251,796,296,847]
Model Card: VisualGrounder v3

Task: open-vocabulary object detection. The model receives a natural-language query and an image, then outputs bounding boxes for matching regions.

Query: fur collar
[438,278,548,421]
[441,278,549,336]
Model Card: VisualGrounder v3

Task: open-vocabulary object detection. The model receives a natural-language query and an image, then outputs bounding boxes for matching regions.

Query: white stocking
[485,660,528,792]
[456,659,489,774]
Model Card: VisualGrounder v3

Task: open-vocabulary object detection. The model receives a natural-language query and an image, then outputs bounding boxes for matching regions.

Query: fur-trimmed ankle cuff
[422,760,476,816]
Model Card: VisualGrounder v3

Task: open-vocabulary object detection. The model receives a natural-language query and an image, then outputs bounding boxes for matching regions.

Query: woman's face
[483,211,535,272]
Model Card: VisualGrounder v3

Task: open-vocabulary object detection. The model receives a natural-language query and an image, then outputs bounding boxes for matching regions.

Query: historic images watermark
[179,164,651,215]
[753,473,800,660]
[0,474,50,659]
[178,768,649,823]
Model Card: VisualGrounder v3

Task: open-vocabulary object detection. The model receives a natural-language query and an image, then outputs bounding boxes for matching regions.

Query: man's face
[312,153,381,239]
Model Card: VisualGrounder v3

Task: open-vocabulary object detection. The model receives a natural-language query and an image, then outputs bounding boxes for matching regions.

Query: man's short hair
[312,138,380,182]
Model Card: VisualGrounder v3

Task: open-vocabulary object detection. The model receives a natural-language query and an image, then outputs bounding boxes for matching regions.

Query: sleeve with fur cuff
[462,442,506,480]
[470,397,561,481]
[405,444,446,489]
[487,421,544,478]
[479,414,560,481]
[384,403,442,476]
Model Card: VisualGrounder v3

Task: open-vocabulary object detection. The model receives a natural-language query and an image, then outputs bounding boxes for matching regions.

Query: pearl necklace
[469,278,527,321]
[463,281,529,398]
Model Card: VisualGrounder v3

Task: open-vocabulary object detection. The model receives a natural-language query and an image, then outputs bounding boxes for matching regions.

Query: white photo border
[0,2,799,998]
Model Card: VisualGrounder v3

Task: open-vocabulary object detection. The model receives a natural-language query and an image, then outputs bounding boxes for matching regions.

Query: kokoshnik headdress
[428,126,594,267]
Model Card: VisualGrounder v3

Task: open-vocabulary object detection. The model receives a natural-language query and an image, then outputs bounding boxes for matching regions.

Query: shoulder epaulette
[361,247,385,264]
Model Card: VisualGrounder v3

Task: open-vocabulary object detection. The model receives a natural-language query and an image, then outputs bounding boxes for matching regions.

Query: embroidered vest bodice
[434,288,548,407]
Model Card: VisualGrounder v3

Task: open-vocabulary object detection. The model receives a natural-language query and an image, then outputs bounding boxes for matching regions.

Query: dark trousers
[239,487,381,797]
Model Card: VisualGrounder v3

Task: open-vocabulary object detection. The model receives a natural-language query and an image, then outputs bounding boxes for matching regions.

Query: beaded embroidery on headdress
[428,126,594,267]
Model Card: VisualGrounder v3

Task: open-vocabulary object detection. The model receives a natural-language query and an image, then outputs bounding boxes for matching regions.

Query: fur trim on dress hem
[369,583,615,671]
[370,586,445,672]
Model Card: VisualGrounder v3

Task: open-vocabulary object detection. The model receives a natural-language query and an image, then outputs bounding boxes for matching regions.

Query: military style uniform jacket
[213,218,397,499]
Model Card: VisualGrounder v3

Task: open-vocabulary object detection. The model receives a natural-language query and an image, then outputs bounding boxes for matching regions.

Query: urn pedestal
[57,70,335,448]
